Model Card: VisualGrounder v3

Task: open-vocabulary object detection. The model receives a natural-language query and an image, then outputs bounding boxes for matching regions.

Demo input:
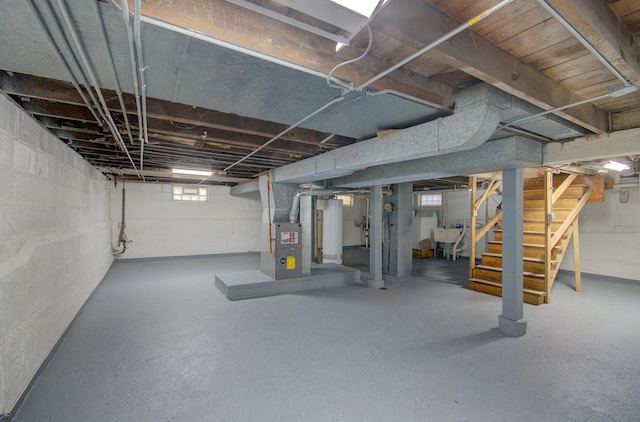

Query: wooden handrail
[552,173,578,204]
[550,188,592,247]
[475,211,502,242]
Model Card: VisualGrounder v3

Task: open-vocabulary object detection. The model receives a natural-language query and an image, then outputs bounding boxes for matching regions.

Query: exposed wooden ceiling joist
[544,0,640,85]
[129,0,455,108]
[374,0,609,134]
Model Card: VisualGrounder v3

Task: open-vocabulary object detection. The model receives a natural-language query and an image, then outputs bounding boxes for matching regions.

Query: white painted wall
[560,186,640,280]
[110,182,262,259]
[0,95,113,414]
[342,196,367,247]
[429,190,502,259]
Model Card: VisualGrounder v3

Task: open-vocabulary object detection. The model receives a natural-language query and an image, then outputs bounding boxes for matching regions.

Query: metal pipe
[368,89,453,113]
[224,97,346,172]
[25,1,103,126]
[535,0,631,86]
[498,92,612,131]
[93,0,135,146]
[120,0,143,145]
[134,0,149,176]
[360,0,517,89]
[40,0,108,128]
[327,24,373,89]
[120,0,146,180]
[54,0,141,177]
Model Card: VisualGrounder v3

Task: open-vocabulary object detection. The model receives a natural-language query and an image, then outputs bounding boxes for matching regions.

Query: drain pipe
[25,1,103,126]
[93,0,135,146]
[54,0,141,177]
[115,178,133,254]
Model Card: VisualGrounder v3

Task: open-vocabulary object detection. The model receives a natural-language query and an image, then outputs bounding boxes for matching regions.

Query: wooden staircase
[468,170,601,305]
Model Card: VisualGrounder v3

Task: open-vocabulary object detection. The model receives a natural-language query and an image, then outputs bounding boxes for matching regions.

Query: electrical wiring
[326,24,373,90]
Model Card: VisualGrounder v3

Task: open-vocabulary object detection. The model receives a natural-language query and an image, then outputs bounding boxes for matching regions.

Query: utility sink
[434,228,462,243]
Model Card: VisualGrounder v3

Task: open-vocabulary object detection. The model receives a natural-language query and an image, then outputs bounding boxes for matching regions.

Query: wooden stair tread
[481,252,557,265]
[475,264,545,278]
[523,219,565,223]
[487,240,562,249]
[469,278,546,296]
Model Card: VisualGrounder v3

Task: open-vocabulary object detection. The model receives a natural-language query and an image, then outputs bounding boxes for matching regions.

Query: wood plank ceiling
[1,0,639,188]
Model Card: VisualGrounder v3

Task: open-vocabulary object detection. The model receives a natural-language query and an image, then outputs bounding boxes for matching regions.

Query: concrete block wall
[342,196,367,247]
[438,189,501,259]
[110,182,262,259]
[0,94,113,415]
[560,186,640,280]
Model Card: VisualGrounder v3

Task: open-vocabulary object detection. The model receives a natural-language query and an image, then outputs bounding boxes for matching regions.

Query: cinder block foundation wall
[0,95,113,414]
[109,182,262,259]
[560,187,640,280]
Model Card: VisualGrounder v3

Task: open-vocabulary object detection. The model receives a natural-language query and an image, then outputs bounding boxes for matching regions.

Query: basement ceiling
[0,0,639,190]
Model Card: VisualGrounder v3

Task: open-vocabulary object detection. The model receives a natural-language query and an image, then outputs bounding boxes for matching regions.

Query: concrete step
[215,264,361,300]
[468,278,546,305]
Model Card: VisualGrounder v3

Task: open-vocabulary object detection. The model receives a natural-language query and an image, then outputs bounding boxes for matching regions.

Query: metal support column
[300,195,313,276]
[498,168,527,337]
[368,186,384,288]
[389,183,413,276]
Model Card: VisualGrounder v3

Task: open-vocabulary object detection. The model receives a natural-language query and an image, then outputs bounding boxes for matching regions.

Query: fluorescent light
[603,161,629,172]
[330,0,381,18]
[171,168,213,177]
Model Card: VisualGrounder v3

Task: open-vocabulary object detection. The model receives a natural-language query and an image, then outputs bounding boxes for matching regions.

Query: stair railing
[544,171,592,303]
[469,172,502,278]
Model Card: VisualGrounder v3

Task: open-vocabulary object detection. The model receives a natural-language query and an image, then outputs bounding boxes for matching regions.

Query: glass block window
[420,193,442,206]
[173,185,208,202]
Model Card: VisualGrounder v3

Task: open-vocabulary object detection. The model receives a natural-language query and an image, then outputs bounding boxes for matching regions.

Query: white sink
[434,228,461,243]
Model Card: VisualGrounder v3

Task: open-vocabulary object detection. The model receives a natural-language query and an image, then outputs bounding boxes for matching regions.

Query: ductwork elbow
[272,83,506,184]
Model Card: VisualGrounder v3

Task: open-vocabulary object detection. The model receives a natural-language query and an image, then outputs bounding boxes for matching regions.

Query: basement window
[335,194,353,207]
[420,193,442,207]
[173,185,208,202]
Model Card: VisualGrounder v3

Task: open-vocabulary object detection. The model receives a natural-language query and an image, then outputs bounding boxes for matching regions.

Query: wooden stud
[544,169,553,304]
[573,217,582,292]
[469,176,477,278]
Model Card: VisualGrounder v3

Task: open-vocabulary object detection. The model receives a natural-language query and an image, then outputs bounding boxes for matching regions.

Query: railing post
[469,176,477,278]
[544,169,553,304]
[573,217,582,292]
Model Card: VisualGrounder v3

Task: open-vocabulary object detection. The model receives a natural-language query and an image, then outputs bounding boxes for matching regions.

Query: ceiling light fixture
[603,161,629,172]
[335,42,346,52]
[171,168,213,177]
[329,0,383,18]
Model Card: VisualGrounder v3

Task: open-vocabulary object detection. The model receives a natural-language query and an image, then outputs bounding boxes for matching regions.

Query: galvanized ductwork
[271,83,511,185]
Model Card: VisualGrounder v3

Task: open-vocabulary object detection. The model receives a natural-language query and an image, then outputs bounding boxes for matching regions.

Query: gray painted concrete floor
[13,251,640,421]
